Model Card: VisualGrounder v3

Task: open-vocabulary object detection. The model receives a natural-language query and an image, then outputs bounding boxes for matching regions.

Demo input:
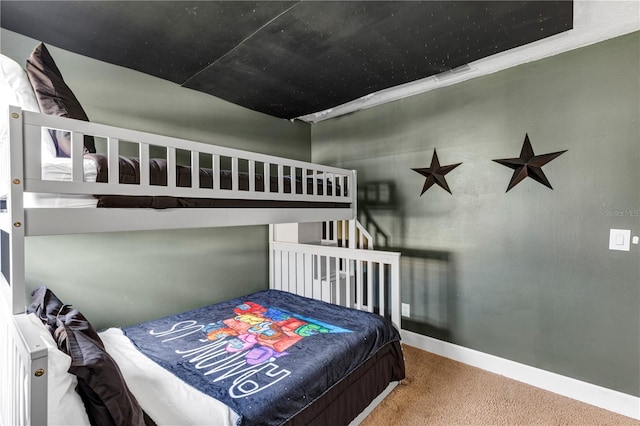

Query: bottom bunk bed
[23,286,404,426]
[1,225,404,426]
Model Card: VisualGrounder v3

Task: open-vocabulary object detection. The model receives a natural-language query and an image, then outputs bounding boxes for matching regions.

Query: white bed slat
[281,251,290,292]
[323,255,331,303]
[302,168,307,195]
[295,252,304,296]
[378,263,385,318]
[277,164,284,194]
[248,160,255,192]
[273,250,282,291]
[313,254,321,300]
[334,256,342,306]
[231,157,239,192]
[191,151,200,189]
[367,261,374,312]
[71,132,84,182]
[166,147,176,189]
[312,170,318,196]
[288,251,296,294]
[345,258,352,308]
[263,162,270,193]
[139,143,150,187]
[322,172,327,197]
[212,154,220,190]
[303,253,313,298]
[107,137,119,184]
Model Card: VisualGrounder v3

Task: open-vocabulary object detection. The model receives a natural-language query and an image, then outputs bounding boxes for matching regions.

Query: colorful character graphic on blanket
[202,302,351,364]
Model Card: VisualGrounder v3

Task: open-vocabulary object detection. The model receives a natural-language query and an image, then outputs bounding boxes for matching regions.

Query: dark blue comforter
[123,289,401,426]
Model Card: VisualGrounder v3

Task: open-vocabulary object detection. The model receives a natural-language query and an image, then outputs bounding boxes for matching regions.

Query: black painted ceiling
[1,1,573,120]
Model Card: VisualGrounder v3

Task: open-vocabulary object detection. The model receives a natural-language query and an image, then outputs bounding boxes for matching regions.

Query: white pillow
[0,53,57,159]
[26,314,90,426]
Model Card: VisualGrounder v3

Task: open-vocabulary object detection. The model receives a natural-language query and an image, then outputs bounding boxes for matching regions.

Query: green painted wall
[312,32,640,397]
[2,29,311,328]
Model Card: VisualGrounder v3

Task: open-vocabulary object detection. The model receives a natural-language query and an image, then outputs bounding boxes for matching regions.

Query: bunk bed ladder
[321,219,374,250]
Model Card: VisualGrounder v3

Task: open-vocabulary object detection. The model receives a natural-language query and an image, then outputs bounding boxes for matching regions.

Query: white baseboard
[401,330,640,421]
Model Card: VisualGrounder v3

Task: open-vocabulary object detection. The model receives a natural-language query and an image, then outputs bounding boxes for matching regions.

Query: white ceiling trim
[298,0,640,124]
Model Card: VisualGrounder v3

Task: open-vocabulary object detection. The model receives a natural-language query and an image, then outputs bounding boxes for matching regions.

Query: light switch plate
[609,229,631,251]
[401,303,410,317]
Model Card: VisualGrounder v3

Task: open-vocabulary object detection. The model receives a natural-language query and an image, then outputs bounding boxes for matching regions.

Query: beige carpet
[362,345,639,426]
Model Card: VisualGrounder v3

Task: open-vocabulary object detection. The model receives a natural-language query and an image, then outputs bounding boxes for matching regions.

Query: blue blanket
[123,289,401,425]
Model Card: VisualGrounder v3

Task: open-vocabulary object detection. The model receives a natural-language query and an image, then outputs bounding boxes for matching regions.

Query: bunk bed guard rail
[270,241,401,329]
[13,107,356,204]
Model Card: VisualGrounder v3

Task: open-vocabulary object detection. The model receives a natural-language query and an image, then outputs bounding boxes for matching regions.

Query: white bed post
[3,106,27,315]
[0,106,48,426]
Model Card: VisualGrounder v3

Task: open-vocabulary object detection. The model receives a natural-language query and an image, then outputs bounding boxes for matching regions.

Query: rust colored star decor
[412,149,462,195]
[493,134,567,192]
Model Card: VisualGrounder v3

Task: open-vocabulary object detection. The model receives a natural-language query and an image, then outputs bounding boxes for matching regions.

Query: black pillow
[25,42,96,157]
[27,285,66,335]
[28,287,147,426]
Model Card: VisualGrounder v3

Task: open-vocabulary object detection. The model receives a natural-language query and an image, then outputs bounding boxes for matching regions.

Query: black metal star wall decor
[412,149,462,195]
[493,134,567,192]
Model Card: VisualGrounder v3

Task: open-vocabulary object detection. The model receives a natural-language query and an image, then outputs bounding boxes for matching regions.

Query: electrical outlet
[401,303,410,317]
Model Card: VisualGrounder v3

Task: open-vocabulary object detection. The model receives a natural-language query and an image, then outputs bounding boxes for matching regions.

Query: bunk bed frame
[1,106,402,425]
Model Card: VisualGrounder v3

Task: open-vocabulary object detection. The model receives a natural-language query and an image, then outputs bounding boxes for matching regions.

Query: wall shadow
[358,180,457,342]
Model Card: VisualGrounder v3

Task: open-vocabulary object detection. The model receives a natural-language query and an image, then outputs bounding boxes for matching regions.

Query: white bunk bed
[0,105,403,426]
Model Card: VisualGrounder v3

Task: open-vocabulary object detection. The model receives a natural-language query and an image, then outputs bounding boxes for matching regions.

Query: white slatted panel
[0,311,48,426]
[269,241,401,328]
[18,110,356,209]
